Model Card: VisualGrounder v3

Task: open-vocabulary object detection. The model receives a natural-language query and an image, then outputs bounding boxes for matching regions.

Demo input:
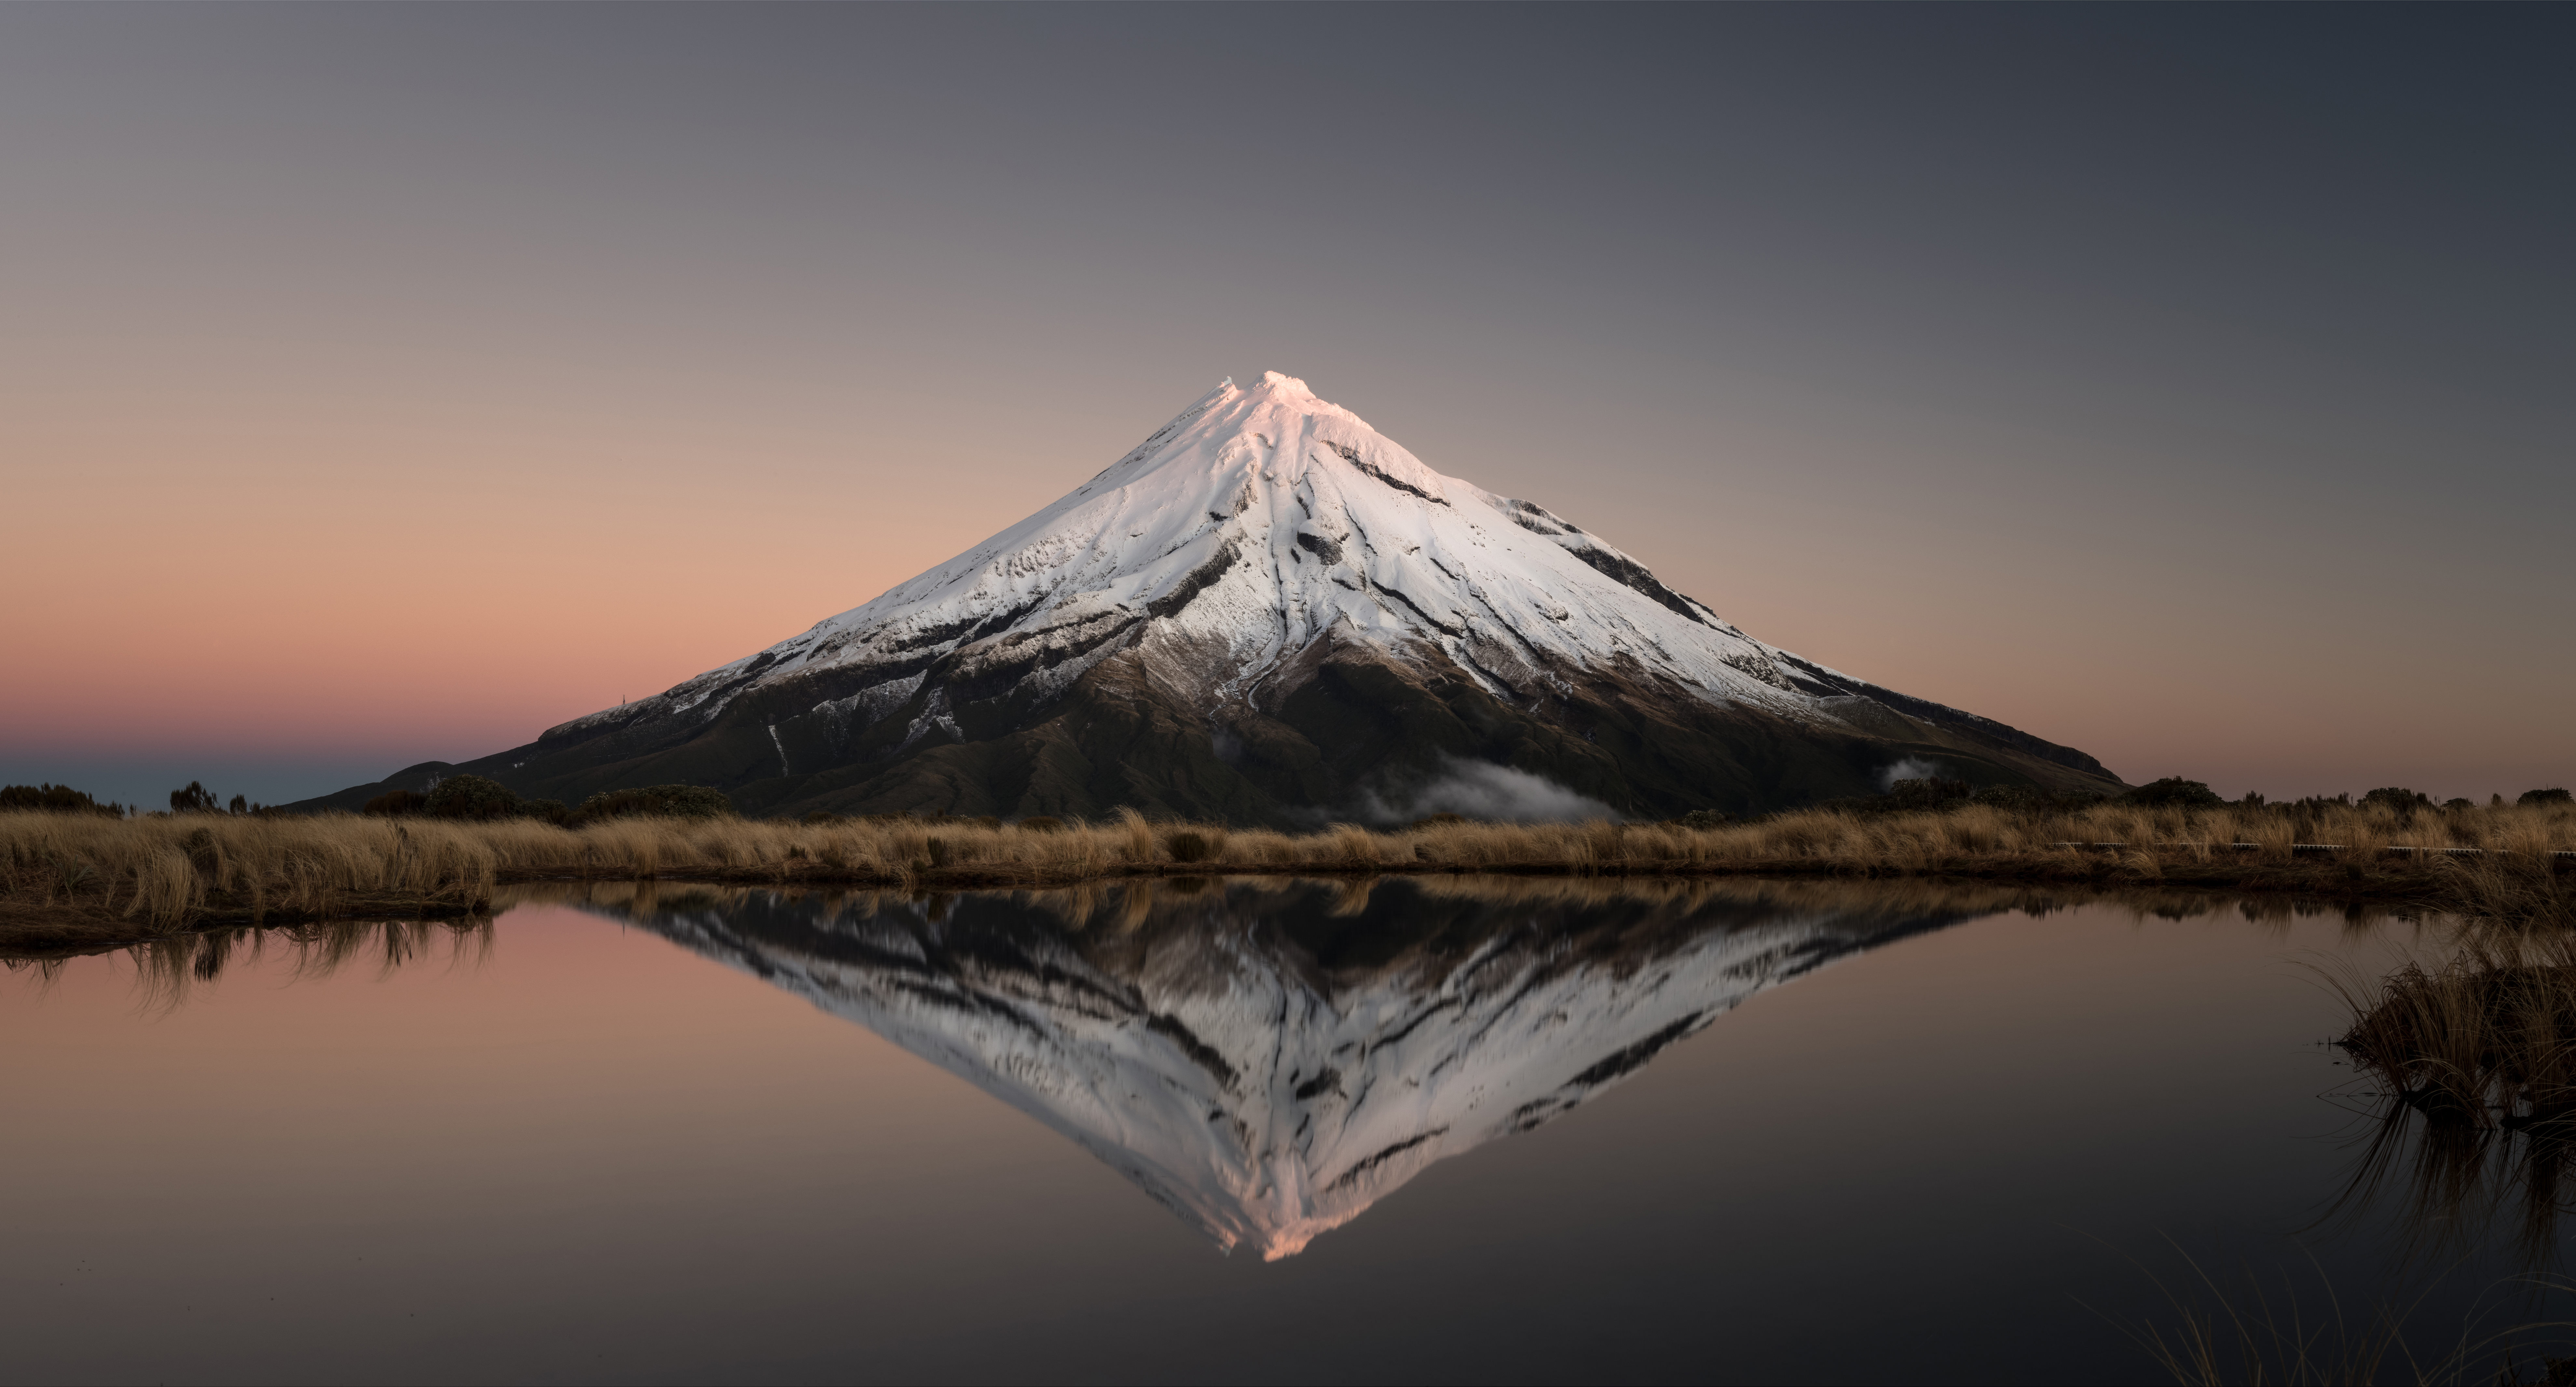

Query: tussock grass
[2326,927,2576,1268]
[4,798,2568,950]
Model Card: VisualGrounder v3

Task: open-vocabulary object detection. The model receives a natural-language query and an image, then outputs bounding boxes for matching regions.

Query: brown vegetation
[2,797,2568,952]
[2328,926,2576,1269]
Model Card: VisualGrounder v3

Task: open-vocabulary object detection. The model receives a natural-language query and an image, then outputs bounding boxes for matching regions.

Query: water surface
[0,878,2552,1384]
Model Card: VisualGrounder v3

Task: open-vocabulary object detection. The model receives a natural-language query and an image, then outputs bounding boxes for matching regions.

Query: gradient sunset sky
[4,5,2569,808]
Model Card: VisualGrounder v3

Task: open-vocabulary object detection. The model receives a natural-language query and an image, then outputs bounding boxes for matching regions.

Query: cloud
[1357,758,1623,825]
[1875,756,1944,791]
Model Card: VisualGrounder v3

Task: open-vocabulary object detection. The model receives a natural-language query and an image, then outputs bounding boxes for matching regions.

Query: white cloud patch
[1876,756,1945,791]
[1358,758,1623,825]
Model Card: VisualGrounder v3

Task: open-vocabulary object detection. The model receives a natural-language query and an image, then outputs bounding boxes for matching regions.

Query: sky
[3,4,2569,809]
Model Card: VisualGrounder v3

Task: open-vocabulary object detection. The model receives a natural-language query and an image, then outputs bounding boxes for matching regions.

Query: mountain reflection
[537,875,1988,1259]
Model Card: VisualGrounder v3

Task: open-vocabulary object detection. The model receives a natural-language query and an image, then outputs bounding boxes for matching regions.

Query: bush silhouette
[1969,784,2043,813]
[572,784,734,824]
[522,798,570,827]
[170,781,220,814]
[363,790,427,817]
[2523,788,2574,806]
[2123,778,2225,809]
[1166,830,1212,864]
[0,784,125,817]
[425,775,522,821]
[2362,787,2431,815]
[1887,777,1973,811]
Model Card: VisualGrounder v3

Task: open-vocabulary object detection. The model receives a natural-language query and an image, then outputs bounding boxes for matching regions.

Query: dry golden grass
[2325,926,2576,1267]
[3,798,2569,948]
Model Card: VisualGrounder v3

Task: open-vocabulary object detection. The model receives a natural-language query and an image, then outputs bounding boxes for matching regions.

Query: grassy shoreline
[4,799,2568,954]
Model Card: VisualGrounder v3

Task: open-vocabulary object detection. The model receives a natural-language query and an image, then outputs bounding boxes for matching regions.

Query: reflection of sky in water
[0,882,2559,1384]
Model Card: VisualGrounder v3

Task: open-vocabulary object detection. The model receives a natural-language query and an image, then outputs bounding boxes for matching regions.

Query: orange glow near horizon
[3,7,2567,802]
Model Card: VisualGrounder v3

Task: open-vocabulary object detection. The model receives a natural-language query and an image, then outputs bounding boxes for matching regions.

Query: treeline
[0,784,130,818]
[167,781,281,816]
[362,774,733,829]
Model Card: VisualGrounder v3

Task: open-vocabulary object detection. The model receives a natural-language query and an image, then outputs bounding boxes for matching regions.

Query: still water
[0,878,2559,1384]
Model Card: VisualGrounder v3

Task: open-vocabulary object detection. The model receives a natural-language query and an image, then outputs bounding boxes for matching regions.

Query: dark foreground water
[2,878,2565,1384]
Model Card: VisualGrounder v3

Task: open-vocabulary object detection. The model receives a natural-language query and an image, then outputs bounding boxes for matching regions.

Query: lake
[2,877,2561,1384]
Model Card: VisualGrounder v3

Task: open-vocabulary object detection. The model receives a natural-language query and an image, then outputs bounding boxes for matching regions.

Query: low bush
[363,790,427,817]
[522,798,570,827]
[572,784,734,824]
[1886,777,1974,811]
[170,781,220,814]
[425,775,522,822]
[2522,788,2573,807]
[2123,777,2225,809]
[1166,830,1213,864]
[2361,786,2430,814]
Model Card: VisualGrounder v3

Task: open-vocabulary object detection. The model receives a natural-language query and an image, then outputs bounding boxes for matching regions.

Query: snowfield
[553,371,1878,745]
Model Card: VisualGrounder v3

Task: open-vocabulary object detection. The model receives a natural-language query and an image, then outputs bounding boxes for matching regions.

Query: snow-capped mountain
[578,878,1970,1259]
[297,372,2117,820]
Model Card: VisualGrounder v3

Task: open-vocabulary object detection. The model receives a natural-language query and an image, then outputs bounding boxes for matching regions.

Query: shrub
[572,784,735,823]
[0,784,126,817]
[363,790,428,817]
[1968,784,2042,813]
[1166,830,1213,864]
[522,798,570,827]
[425,774,522,822]
[2122,778,2225,809]
[1886,777,1974,811]
[2361,786,2430,813]
[170,781,220,814]
[2522,788,2574,807]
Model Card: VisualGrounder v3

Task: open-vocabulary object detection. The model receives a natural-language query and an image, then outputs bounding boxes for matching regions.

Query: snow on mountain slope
[556,371,1870,752]
[274,369,2118,823]
[602,881,1963,1260]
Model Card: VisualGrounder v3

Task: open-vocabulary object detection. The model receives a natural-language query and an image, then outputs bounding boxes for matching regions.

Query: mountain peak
[318,374,2120,823]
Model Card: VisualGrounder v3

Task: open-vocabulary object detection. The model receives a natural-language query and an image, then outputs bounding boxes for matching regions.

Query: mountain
[293,372,2119,821]
[562,877,1975,1259]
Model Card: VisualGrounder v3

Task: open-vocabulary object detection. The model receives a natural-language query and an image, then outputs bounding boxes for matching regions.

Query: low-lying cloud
[1875,756,1944,791]
[1358,758,1623,825]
